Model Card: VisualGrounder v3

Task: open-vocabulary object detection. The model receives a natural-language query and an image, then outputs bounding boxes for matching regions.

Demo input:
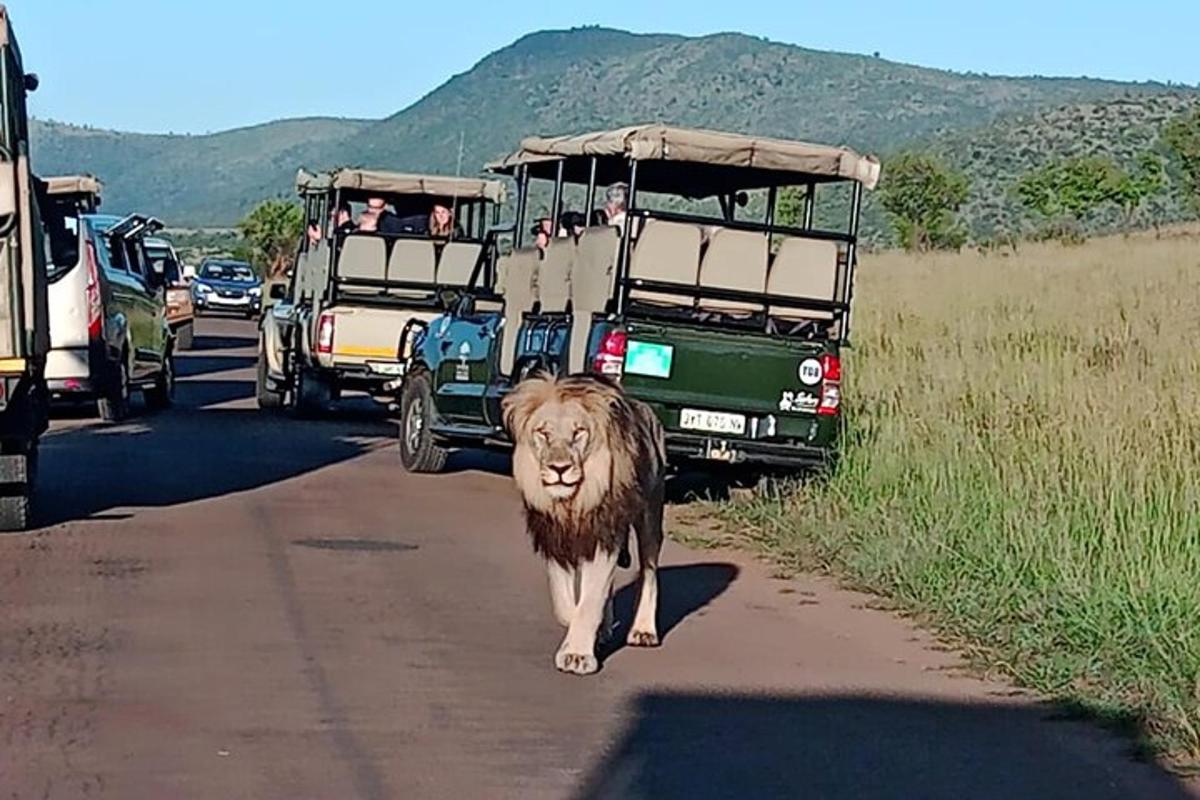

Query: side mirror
[269,283,287,300]
[23,74,38,93]
[437,287,461,310]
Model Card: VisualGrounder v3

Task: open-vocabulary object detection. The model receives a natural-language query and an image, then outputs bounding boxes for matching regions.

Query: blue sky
[17,0,1200,134]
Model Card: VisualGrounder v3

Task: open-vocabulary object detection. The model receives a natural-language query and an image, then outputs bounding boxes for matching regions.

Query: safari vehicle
[145,236,195,349]
[398,124,879,472]
[257,168,506,413]
[0,5,48,529]
[42,179,174,422]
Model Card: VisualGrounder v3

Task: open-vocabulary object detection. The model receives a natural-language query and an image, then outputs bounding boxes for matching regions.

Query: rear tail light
[85,241,102,340]
[591,329,627,378]
[818,353,841,416]
[316,312,335,355]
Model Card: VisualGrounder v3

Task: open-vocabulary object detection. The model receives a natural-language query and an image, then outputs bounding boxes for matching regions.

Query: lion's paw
[555,648,599,676]
[626,628,660,648]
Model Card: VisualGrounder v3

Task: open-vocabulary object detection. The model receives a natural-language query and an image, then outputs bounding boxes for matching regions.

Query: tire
[293,367,333,416]
[144,352,175,411]
[398,371,448,473]
[256,347,284,410]
[98,356,131,422]
[175,321,194,351]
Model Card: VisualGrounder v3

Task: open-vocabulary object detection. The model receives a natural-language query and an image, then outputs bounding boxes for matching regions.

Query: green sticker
[625,340,674,378]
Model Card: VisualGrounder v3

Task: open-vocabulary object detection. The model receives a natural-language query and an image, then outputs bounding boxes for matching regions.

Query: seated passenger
[367,196,407,235]
[357,208,380,232]
[531,216,553,254]
[558,210,586,239]
[428,203,464,239]
[306,219,322,246]
[332,202,355,236]
[599,183,628,230]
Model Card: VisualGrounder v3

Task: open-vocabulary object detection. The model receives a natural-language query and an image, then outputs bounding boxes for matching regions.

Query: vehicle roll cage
[502,154,865,342]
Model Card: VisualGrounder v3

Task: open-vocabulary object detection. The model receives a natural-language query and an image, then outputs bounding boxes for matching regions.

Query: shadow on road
[604,563,739,662]
[36,327,395,527]
[573,692,1190,800]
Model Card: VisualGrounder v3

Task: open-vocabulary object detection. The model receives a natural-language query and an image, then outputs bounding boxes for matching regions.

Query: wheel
[144,352,175,411]
[97,356,131,422]
[256,347,284,410]
[398,371,448,473]
[175,321,194,351]
[293,367,333,416]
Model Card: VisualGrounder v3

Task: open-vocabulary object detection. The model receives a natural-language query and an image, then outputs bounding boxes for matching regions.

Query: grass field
[694,228,1200,765]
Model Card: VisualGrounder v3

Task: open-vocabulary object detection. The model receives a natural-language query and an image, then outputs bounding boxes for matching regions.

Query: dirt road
[0,317,1192,799]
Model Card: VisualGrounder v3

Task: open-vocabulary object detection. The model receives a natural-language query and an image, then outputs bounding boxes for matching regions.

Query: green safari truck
[396,124,879,472]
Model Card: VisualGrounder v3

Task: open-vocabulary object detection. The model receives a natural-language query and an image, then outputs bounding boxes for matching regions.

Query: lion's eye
[536,428,552,443]
[572,428,588,445]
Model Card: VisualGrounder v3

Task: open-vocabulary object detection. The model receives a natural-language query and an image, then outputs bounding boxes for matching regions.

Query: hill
[30,26,1196,226]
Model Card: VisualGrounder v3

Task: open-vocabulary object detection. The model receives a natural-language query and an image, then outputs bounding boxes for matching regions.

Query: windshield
[199,262,255,282]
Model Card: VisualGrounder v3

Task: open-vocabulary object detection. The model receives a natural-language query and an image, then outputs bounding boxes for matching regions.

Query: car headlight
[249,286,262,296]
[194,283,213,294]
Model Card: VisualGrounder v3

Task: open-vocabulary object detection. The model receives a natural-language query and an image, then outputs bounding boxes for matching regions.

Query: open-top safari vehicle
[397,124,879,472]
[257,168,506,413]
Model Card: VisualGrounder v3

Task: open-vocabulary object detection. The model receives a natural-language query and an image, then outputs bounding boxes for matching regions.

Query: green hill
[30,26,1196,227]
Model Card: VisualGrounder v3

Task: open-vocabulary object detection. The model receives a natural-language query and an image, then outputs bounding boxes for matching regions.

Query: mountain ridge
[30,26,1198,228]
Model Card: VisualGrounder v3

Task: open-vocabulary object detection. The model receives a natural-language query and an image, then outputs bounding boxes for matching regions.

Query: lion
[501,373,666,676]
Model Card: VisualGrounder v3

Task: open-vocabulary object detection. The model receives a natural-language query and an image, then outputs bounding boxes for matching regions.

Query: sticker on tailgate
[625,341,673,379]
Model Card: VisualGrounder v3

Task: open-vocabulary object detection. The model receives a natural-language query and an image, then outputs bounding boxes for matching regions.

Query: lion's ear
[501,376,549,437]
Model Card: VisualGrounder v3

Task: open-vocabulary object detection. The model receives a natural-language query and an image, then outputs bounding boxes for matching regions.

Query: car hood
[194,277,261,291]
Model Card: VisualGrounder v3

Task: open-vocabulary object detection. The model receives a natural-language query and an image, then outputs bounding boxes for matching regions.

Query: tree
[775,186,806,227]
[237,200,303,278]
[1163,107,1200,210]
[1109,152,1166,228]
[877,153,970,252]
[1015,156,1130,242]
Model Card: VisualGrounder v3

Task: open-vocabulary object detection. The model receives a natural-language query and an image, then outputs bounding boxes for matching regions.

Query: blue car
[191,259,263,318]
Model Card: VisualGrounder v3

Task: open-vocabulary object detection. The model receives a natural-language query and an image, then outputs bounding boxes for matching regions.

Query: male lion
[502,373,666,676]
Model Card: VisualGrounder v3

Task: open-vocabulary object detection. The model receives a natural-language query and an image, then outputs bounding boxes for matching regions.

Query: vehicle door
[101,216,163,379]
[425,304,501,426]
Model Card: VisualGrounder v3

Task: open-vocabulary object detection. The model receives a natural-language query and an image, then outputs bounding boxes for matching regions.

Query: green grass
[692,229,1200,766]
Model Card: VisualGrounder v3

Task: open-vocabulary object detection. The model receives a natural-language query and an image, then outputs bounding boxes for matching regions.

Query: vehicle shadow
[602,562,739,661]
[35,362,394,527]
[176,354,256,379]
[572,692,1191,800]
[186,332,257,351]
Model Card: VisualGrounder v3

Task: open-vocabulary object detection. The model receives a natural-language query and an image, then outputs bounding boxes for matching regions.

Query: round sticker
[798,358,823,386]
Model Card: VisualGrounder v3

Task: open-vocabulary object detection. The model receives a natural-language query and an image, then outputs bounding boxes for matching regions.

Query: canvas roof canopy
[296,168,506,204]
[487,124,881,197]
[44,175,102,198]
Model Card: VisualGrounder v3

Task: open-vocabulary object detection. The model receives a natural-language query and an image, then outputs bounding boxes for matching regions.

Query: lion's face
[502,375,625,515]
[523,399,598,500]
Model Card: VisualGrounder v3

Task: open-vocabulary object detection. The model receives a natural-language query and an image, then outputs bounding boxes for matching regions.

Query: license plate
[680,408,746,435]
[625,340,673,379]
[368,361,404,376]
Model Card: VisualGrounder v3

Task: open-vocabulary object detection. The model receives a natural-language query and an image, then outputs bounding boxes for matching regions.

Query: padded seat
[568,226,619,372]
[767,237,839,321]
[338,236,387,283]
[496,248,539,375]
[697,228,768,314]
[627,219,701,308]
[386,239,437,299]
[437,242,482,287]
[538,240,572,313]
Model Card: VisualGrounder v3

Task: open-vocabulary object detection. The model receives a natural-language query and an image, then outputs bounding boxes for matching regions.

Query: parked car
[145,236,195,349]
[0,6,50,530]
[257,168,505,413]
[397,124,879,473]
[191,258,262,318]
[41,185,174,422]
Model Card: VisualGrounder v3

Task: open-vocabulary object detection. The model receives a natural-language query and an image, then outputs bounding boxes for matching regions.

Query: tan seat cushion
[767,237,839,321]
[386,239,437,299]
[437,242,483,287]
[627,219,701,308]
[697,228,768,314]
[496,248,539,375]
[538,240,572,313]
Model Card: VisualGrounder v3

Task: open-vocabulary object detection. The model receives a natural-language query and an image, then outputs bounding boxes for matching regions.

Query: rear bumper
[46,347,94,390]
[665,431,835,469]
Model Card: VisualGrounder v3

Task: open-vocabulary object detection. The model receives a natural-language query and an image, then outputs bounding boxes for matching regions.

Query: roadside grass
[691,227,1200,766]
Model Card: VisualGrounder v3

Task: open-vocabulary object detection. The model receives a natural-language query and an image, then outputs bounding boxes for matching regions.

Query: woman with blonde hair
[428,203,456,238]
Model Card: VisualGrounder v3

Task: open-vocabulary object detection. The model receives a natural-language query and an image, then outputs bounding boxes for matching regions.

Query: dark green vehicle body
[401,125,879,471]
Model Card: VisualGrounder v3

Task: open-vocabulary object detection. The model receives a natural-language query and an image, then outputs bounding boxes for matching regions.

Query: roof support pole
[585,157,598,225]
[841,181,864,344]
[616,158,640,315]
[550,159,565,233]
[514,165,529,249]
[803,182,815,230]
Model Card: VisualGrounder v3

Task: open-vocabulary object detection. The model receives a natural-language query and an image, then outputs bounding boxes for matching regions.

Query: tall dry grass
[717,228,1200,762]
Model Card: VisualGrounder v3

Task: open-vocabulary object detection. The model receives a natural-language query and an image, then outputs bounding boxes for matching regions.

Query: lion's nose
[548,462,571,478]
